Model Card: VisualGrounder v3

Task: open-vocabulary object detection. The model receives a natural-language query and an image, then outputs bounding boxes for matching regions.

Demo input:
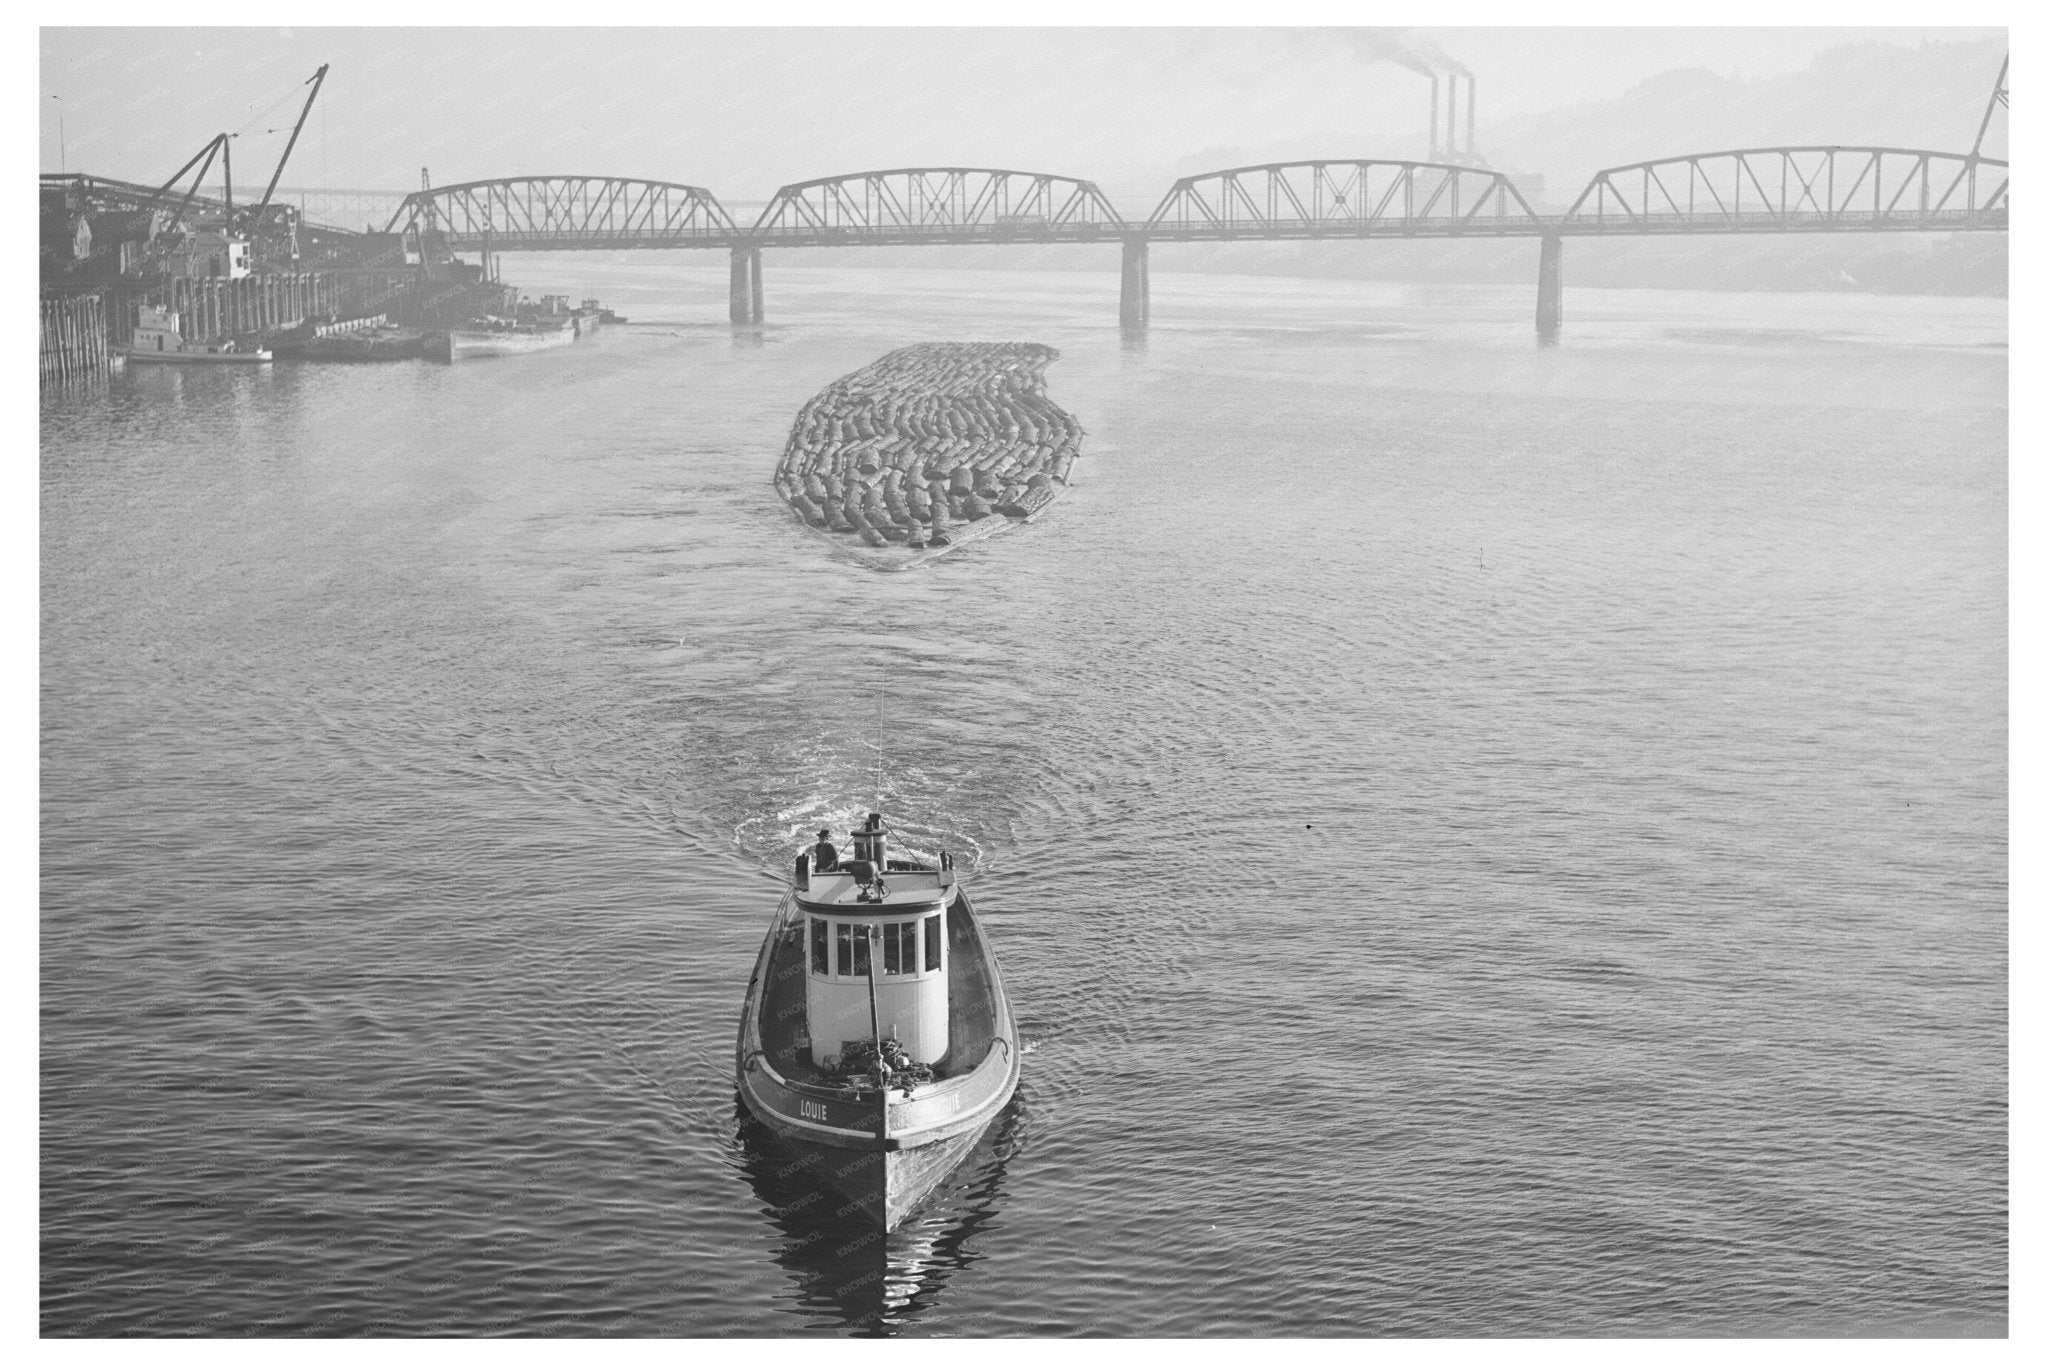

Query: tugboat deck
[751,890,1002,1088]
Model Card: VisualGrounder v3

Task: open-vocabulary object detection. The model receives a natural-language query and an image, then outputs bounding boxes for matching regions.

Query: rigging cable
[230,79,307,140]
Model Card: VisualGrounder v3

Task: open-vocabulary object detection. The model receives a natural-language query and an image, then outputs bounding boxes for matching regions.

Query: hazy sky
[39,26,2005,204]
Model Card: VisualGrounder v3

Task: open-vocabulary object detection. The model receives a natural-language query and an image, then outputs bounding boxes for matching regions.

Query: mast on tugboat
[865,922,890,1147]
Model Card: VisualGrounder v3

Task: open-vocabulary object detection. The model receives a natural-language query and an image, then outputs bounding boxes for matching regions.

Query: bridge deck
[49,143,2008,252]
[418,209,2005,251]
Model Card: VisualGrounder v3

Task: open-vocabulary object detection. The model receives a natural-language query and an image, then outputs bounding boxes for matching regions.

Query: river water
[40,262,2006,1337]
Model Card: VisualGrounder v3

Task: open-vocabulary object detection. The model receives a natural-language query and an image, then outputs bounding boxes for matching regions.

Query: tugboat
[122,305,271,364]
[735,813,1021,1231]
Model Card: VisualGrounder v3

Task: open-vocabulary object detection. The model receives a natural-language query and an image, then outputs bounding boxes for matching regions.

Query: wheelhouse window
[824,917,940,976]
[882,921,915,975]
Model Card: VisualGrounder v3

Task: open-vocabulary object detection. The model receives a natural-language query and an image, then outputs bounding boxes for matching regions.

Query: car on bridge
[996,214,1055,239]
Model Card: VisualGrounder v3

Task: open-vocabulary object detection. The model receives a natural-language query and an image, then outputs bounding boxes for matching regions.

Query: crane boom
[1969,55,2009,159]
[253,63,329,227]
[164,134,228,230]
[145,132,226,217]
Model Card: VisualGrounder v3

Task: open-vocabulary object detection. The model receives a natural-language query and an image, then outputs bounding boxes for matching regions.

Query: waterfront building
[163,228,251,280]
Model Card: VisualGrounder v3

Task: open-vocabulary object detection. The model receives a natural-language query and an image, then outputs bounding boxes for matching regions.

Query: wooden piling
[40,291,113,388]
[42,266,434,382]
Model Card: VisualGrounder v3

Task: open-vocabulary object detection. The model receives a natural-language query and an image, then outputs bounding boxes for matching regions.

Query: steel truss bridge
[375,149,2004,251]
[1145,161,1545,239]
[749,168,1126,246]
[370,149,2006,325]
[383,175,737,249]
[65,139,1999,332]
[1559,147,2006,235]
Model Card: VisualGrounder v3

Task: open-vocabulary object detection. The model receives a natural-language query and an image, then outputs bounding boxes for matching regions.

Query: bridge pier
[729,245,763,324]
[1119,238,1150,328]
[1535,234,1563,342]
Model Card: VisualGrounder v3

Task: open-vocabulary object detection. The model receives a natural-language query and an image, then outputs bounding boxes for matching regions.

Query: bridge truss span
[383,176,740,250]
[1145,160,1545,241]
[749,168,1127,246]
[1560,147,2008,234]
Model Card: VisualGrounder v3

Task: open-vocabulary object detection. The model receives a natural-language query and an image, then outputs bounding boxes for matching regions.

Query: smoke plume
[1348,27,1472,79]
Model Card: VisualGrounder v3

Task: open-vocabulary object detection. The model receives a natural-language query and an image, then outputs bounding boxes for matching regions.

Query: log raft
[774,342,1083,566]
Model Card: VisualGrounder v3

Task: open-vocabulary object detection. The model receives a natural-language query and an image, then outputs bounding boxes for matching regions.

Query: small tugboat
[735,813,1021,1231]
[122,305,271,365]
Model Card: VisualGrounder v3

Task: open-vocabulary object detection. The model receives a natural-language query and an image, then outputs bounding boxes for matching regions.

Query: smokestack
[1466,75,1477,156]
[1428,72,1440,160]
[1444,73,1458,160]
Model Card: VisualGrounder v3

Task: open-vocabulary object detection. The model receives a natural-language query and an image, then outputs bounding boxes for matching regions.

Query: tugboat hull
[810,1129,985,1229]
[123,347,271,364]
[736,1054,1018,1231]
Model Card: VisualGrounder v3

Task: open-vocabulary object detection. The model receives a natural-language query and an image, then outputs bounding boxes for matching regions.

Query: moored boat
[288,313,425,362]
[735,813,1021,1231]
[122,305,271,364]
[438,314,576,360]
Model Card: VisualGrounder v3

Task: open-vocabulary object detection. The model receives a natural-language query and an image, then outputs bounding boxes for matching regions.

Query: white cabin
[797,816,953,1068]
[164,228,251,280]
[130,305,185,353]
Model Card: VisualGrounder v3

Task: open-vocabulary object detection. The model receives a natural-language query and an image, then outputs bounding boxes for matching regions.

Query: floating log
[774,342,1083,564]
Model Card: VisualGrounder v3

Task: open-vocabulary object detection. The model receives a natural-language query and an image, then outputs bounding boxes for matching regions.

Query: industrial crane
[243,63,329,240]
[140,64,328,255]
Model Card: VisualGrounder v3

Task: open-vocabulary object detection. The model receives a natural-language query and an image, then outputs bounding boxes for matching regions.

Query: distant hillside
[1486,37,2007,203]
